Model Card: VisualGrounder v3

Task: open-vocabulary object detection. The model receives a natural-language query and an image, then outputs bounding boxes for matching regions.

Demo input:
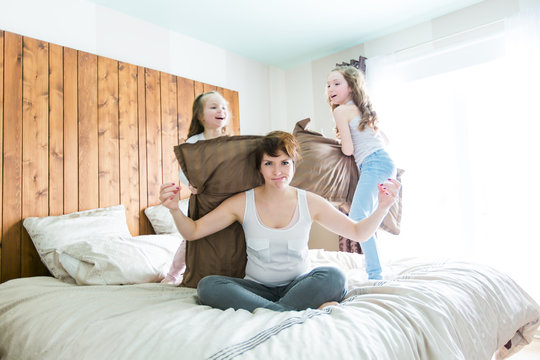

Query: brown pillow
[174,136,263,288]
[290,118,359,203]
[291,118,403,235]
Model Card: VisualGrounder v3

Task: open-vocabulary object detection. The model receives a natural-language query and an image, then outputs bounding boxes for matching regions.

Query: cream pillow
[144,199,189,234]
[57,234,182,285]
[23,205,132,282]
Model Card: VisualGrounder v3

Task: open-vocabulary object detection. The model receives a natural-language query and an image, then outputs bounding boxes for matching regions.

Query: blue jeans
[197,266,346,312]
[350,149,396,280]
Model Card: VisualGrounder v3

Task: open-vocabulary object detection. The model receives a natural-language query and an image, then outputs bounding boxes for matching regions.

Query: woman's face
[201,94,228,130]
[259,150,295,189]
[327,71,352,106]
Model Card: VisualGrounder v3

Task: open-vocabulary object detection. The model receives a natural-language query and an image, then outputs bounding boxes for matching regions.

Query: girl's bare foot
[318,301,339,310]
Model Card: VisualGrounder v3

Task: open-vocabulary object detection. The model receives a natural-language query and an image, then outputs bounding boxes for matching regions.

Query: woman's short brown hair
[255,131,301,171]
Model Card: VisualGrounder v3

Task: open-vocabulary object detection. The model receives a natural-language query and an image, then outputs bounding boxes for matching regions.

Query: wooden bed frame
[0,29,240,283]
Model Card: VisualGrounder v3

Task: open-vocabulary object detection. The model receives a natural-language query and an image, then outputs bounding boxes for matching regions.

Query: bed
[0,246,538,360]
[1,138,539,360]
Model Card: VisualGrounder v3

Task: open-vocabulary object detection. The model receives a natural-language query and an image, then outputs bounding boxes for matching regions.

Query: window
[369,9,540,302]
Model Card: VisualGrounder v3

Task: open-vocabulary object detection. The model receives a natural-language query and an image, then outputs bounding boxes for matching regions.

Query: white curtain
[367,6,540,303]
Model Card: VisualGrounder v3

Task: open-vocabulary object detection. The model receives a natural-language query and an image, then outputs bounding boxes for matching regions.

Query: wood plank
[221,88,234,134]
[119,62,140,235]
[176,77,194,144]
[137,66,151,234]
[97,56,120,208]
[0,31,4,281]
[203,83,217,93]
[194,81,204,98]
[145,68,162,207]
[49,43,64,216]
[2,32,23,281]
[21,37,50,277]
[63,47,78,214]
[78,51,99,211]
[231,91,240,135]
[160,72,178,185]
[222,88,240,135]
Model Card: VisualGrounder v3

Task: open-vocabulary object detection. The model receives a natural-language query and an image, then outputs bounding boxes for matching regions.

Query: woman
[159,131,400,312]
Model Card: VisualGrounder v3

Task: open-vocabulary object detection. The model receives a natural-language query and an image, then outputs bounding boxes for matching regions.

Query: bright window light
[369,13,540,302]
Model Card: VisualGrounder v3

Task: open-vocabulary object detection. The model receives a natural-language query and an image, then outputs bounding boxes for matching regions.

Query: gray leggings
[197,266,347,312]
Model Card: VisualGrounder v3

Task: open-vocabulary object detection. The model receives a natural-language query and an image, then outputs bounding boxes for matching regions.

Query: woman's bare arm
[160,183,244,240]
[307,179,400,242]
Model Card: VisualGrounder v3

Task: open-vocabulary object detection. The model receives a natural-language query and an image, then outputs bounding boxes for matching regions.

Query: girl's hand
[188,184,198,195]
[377,179,401,211]
[159,183,181,210]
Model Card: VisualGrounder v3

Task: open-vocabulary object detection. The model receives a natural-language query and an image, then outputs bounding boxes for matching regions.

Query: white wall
[284,0,540,136]
[0,0,286,136]
[4,0,537,137]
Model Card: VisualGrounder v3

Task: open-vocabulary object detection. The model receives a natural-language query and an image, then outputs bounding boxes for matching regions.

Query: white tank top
[242,188,312,286]
[349,115,385,166]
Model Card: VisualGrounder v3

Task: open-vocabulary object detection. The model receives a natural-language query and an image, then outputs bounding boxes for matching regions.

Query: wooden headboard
[0,30,240,283]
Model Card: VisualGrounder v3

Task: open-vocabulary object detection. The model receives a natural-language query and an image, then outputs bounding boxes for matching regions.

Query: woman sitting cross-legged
[159,131,400,312]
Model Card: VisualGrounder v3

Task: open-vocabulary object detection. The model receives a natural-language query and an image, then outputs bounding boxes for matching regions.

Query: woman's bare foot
[318,301,339,310]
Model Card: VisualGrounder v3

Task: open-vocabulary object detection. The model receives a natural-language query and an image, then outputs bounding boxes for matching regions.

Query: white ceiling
[88,0,484,69]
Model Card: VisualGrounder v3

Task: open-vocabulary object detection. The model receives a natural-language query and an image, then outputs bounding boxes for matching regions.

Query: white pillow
[144,199,189,234]
[23,205,131,281]
[57,234,182,285]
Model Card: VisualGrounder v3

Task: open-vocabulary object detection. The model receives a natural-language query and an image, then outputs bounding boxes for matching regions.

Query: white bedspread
[0,250,538,360]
